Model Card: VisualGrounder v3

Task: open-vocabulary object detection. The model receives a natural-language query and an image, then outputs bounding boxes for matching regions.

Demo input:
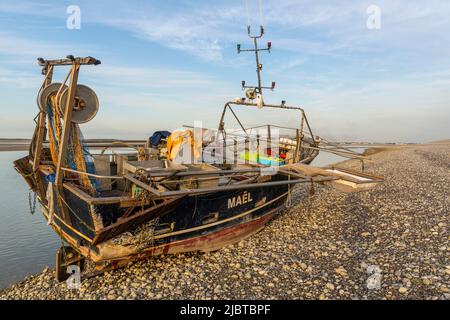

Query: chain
[28,191,37,215]
[309,179,315,196]
[59,234,68,267]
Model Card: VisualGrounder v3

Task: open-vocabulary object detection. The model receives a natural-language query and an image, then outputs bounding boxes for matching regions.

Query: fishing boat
[14,26,383,281]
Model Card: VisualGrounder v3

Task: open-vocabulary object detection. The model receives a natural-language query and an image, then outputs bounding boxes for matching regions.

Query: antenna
[237,25,275,96]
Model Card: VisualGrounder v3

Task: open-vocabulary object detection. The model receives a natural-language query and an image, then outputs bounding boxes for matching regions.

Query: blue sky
[0,0,449,142]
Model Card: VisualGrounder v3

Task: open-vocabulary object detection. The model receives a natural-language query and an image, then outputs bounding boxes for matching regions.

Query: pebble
[398,287,408,294]
[326,283,335,291]
[335,267,348,277]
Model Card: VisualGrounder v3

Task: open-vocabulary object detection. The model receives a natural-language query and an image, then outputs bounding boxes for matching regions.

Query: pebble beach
[1,142,449,300]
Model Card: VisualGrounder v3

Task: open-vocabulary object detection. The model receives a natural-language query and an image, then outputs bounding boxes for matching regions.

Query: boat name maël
[228,191,253,209]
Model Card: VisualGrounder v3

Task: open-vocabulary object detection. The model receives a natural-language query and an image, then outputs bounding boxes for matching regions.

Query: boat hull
[39,179,289,265]
[135,205,279,256]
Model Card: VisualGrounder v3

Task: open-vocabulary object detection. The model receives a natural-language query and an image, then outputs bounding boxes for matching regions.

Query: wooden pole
[33,66,53,170]
[32,66,54,201]
[294,129,300,163]
[55,64,80,223]
[55,64,79,187]
[294,115,305,163]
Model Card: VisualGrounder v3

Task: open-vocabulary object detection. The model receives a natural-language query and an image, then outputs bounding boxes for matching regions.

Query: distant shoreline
[0,139,30,151]
[1,138,447,152]
[0,139,145,152]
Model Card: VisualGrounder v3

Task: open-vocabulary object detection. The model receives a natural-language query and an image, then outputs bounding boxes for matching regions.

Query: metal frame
[215,100,319,166]
[30,56,102,223]
[125,173,336,198]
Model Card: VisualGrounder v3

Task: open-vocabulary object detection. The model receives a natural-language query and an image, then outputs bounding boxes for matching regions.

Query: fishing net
[110,218,159,251]
[46,94,100,195]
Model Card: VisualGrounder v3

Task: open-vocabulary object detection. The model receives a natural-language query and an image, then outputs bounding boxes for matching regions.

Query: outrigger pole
[31,65,54,200]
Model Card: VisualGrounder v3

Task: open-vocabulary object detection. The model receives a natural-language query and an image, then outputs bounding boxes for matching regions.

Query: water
[0,148,364,289]
[0,152,60,289]
[311,148,366,167]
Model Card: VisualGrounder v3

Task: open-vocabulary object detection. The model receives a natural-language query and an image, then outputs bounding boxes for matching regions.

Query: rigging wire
[259,0,264,27]
[244,0,264,28]
[244,0,250,27]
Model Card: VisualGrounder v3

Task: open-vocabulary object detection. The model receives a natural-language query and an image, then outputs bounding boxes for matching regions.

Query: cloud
[0,66,40,88]
[89,2,246,62]
[81,64,235,119]
[86,65,219,89]
[0,1,55,15]
[0,32,102,92]
[3,1,450,62]
[0,0,449,142]
[0,33,65,58]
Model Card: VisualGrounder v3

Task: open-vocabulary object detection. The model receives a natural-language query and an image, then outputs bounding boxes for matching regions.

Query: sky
[0,0,449,143]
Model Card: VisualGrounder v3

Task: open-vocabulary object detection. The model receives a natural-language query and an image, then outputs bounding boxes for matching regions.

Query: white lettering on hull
[228,191,253,209]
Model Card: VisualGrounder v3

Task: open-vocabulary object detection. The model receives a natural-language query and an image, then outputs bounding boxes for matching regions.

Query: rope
[45,94,99,195]
[122,189,149,219]
[22,169,37,178]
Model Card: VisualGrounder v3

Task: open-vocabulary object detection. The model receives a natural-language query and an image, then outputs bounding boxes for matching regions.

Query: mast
[237,25,275,96]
